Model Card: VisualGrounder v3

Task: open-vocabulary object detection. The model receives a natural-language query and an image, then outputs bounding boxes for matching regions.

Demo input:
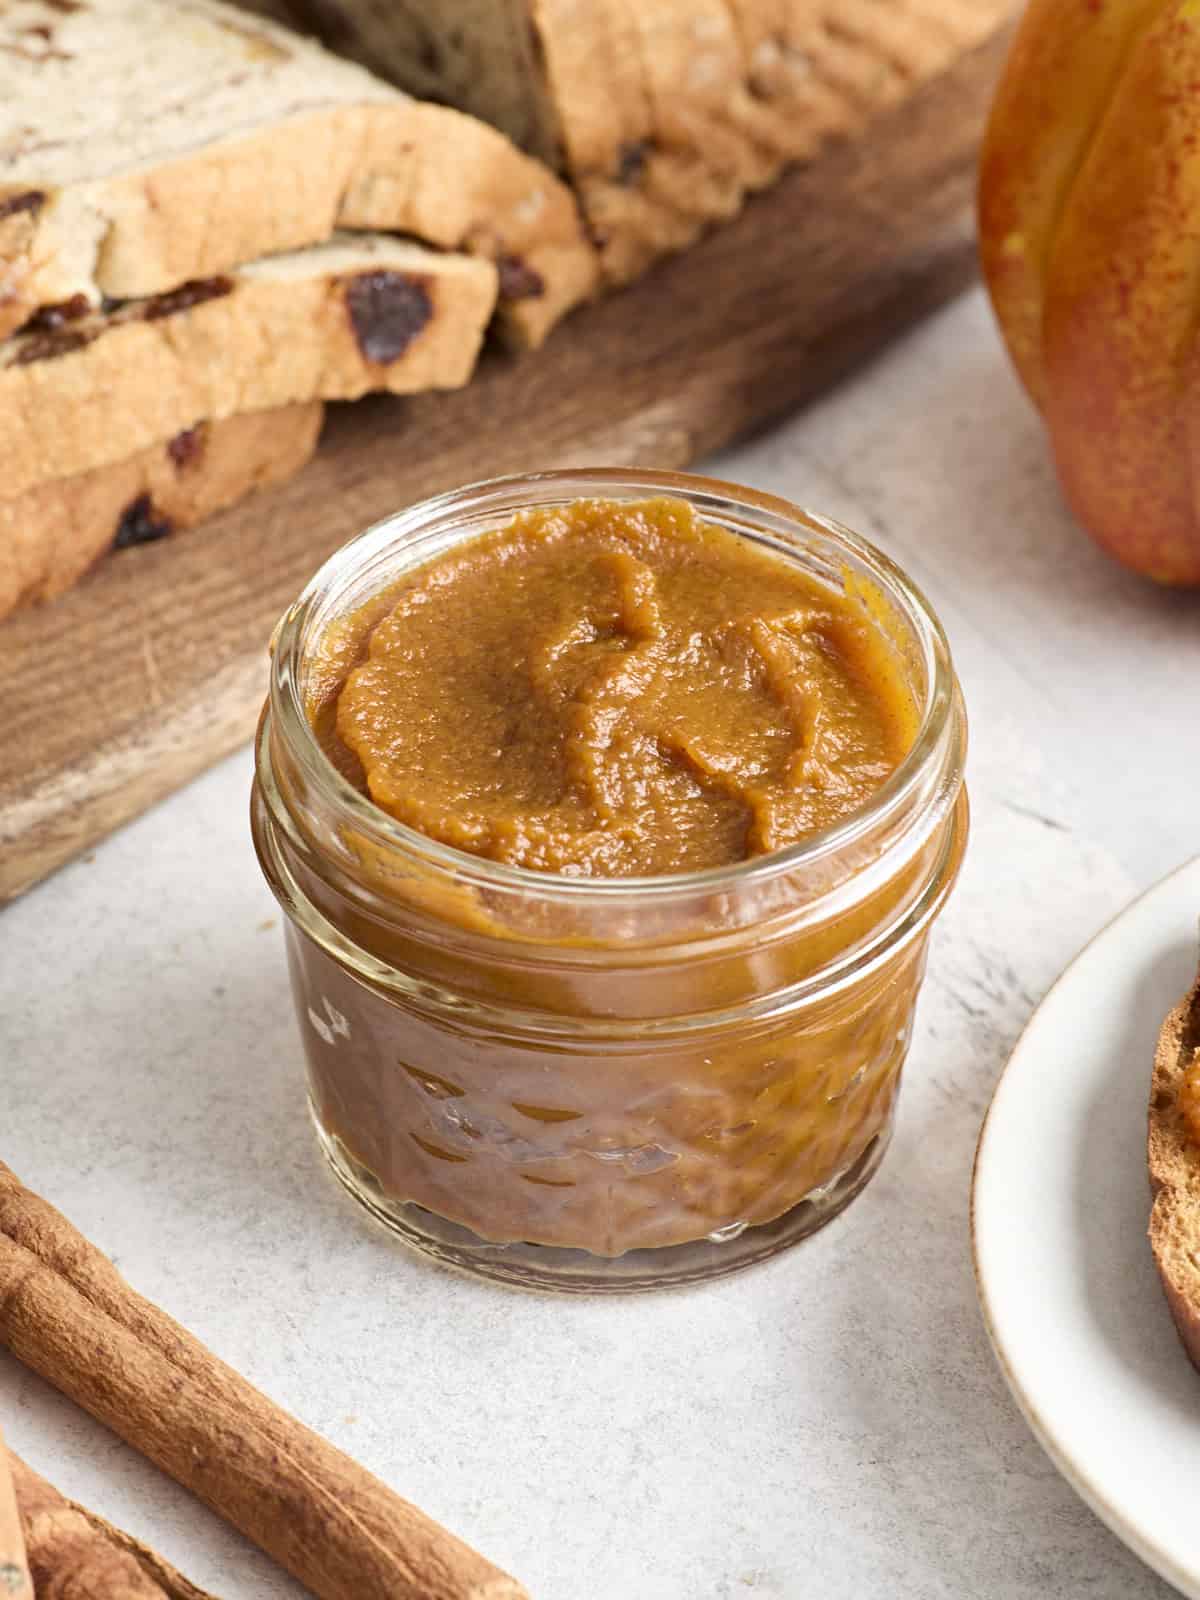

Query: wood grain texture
[0,24,1012,903]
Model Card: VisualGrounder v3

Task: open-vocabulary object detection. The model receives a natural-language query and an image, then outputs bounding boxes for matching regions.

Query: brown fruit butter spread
[283,497,943,1257]
[322,496,917,875]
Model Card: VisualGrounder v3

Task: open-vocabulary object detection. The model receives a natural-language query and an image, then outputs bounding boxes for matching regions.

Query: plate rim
[971,853,1200,1600]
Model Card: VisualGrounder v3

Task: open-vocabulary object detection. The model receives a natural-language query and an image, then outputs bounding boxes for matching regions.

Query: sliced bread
[1149,968,1200,1373]
[0,405,324,621]
[338,102,597,347]
[270,0,1016,283]
[0,0,595,344]
[0,233,496,499]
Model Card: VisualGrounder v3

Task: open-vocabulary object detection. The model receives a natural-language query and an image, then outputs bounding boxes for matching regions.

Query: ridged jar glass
[252,470,968,1292]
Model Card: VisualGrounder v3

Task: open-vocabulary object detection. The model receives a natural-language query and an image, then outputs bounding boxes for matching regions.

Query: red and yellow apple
[979,0,1200,585]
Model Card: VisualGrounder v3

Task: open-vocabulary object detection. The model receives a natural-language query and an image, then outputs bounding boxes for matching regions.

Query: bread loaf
[259,0,1015,282]
[0,406,323,620]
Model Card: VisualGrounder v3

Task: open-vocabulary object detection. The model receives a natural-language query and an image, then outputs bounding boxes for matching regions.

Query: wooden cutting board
[0,24,1012,903]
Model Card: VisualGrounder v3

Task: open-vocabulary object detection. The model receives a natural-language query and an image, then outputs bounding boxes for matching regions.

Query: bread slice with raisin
[259,0,1015,283]
[0,233,495,500]
[1149,968,1200,1374]
[0,0,594,345]
[0,405,323,621]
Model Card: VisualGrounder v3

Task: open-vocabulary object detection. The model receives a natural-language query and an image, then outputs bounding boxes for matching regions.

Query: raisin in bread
[262,0,1015,283]
[0,405,323,620]
[0,0,595,345]
[1149,968,1200,1374]
[0,233,495,499]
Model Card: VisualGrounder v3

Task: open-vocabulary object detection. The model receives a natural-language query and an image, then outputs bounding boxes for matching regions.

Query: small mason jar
[252,470,968,1292]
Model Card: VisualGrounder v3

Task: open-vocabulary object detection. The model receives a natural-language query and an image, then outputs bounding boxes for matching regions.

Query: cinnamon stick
[0,1432,32,1600]
[7,1446,216,1600]
[0,1162,527,1600]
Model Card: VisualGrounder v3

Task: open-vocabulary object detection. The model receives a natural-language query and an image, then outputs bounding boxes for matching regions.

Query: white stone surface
[2,289,1198,1600]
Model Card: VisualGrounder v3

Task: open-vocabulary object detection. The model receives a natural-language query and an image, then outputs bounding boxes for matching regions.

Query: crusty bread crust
[0,235,496,499]
[0,0,594,345]
[0,404,323,621]
[1148,970,1200,1374]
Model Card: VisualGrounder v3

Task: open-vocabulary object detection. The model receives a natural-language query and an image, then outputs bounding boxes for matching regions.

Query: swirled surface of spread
[332,497,917,875]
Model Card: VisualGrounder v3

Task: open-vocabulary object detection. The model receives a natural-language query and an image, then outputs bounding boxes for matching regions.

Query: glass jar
[252,470,968,1292]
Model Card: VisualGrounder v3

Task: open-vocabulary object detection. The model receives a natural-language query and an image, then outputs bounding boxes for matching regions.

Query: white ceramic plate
[973,856,1200,1597]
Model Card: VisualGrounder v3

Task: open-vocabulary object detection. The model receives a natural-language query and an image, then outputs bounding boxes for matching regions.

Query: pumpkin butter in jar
[253,472,968,1290]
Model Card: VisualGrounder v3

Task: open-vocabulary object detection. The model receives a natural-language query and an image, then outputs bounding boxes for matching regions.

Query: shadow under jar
[252,470,968,1292]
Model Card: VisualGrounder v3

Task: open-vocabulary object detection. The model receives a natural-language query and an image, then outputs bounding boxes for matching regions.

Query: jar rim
[268,467,961,904]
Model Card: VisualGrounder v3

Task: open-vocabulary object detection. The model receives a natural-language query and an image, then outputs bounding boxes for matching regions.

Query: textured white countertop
[3,288,1198,1600]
